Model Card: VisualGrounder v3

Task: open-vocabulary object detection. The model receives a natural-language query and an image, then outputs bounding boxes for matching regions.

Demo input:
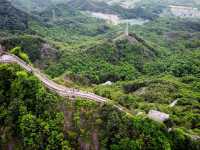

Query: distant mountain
[66,0,120,14]
[11,0,68,12]
[0,0,28,30]
[11,0,165,20]
[12,0,53,12]
[65,0,165,20]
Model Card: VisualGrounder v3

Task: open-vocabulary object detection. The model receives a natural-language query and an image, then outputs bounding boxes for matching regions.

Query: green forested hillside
[0,64,69,149]
[0,64,199,149]
[0,0,200,149]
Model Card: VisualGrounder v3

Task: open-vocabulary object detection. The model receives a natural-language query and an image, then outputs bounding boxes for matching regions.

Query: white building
[148,110,169,122]
[170,5,200,18]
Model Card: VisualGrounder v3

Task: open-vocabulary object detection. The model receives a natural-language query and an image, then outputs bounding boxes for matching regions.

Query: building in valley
[170,5,200,18]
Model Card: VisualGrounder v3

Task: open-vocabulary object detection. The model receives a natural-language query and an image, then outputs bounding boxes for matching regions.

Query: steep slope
[0,63,199,149]
[45,35,158,85]
[0,0,28,30]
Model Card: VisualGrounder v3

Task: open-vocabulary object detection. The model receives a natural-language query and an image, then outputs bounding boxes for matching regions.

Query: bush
[10,46,30,63]
[10,46,21,55]
[19,52,30,63]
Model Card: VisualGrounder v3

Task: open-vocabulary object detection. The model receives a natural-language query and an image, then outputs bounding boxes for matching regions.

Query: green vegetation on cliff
[0,64,199,149]
[0,0,200,149]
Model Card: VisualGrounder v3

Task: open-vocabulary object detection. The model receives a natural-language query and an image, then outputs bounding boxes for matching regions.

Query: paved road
[0,53,132,115]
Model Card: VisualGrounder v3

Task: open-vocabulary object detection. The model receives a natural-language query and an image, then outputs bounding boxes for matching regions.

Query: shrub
[10,46,30,63]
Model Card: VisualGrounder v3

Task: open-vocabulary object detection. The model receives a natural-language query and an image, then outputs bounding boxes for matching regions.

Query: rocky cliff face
[0,0,28,30]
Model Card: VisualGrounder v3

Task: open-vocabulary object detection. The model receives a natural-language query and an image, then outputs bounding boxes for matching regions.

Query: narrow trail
[0,52,132,116]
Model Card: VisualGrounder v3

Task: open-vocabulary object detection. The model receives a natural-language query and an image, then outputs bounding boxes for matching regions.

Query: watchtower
[52,9,56,22]
[125,21,129,36]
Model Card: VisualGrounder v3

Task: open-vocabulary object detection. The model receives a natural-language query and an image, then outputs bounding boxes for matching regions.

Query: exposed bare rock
[40,43,59,59]
[35,43,59,69]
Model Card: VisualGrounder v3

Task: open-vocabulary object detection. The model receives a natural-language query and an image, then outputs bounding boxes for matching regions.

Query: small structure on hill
[125,21,129,36]
[102,81,112,86]
[148,110,169,122]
